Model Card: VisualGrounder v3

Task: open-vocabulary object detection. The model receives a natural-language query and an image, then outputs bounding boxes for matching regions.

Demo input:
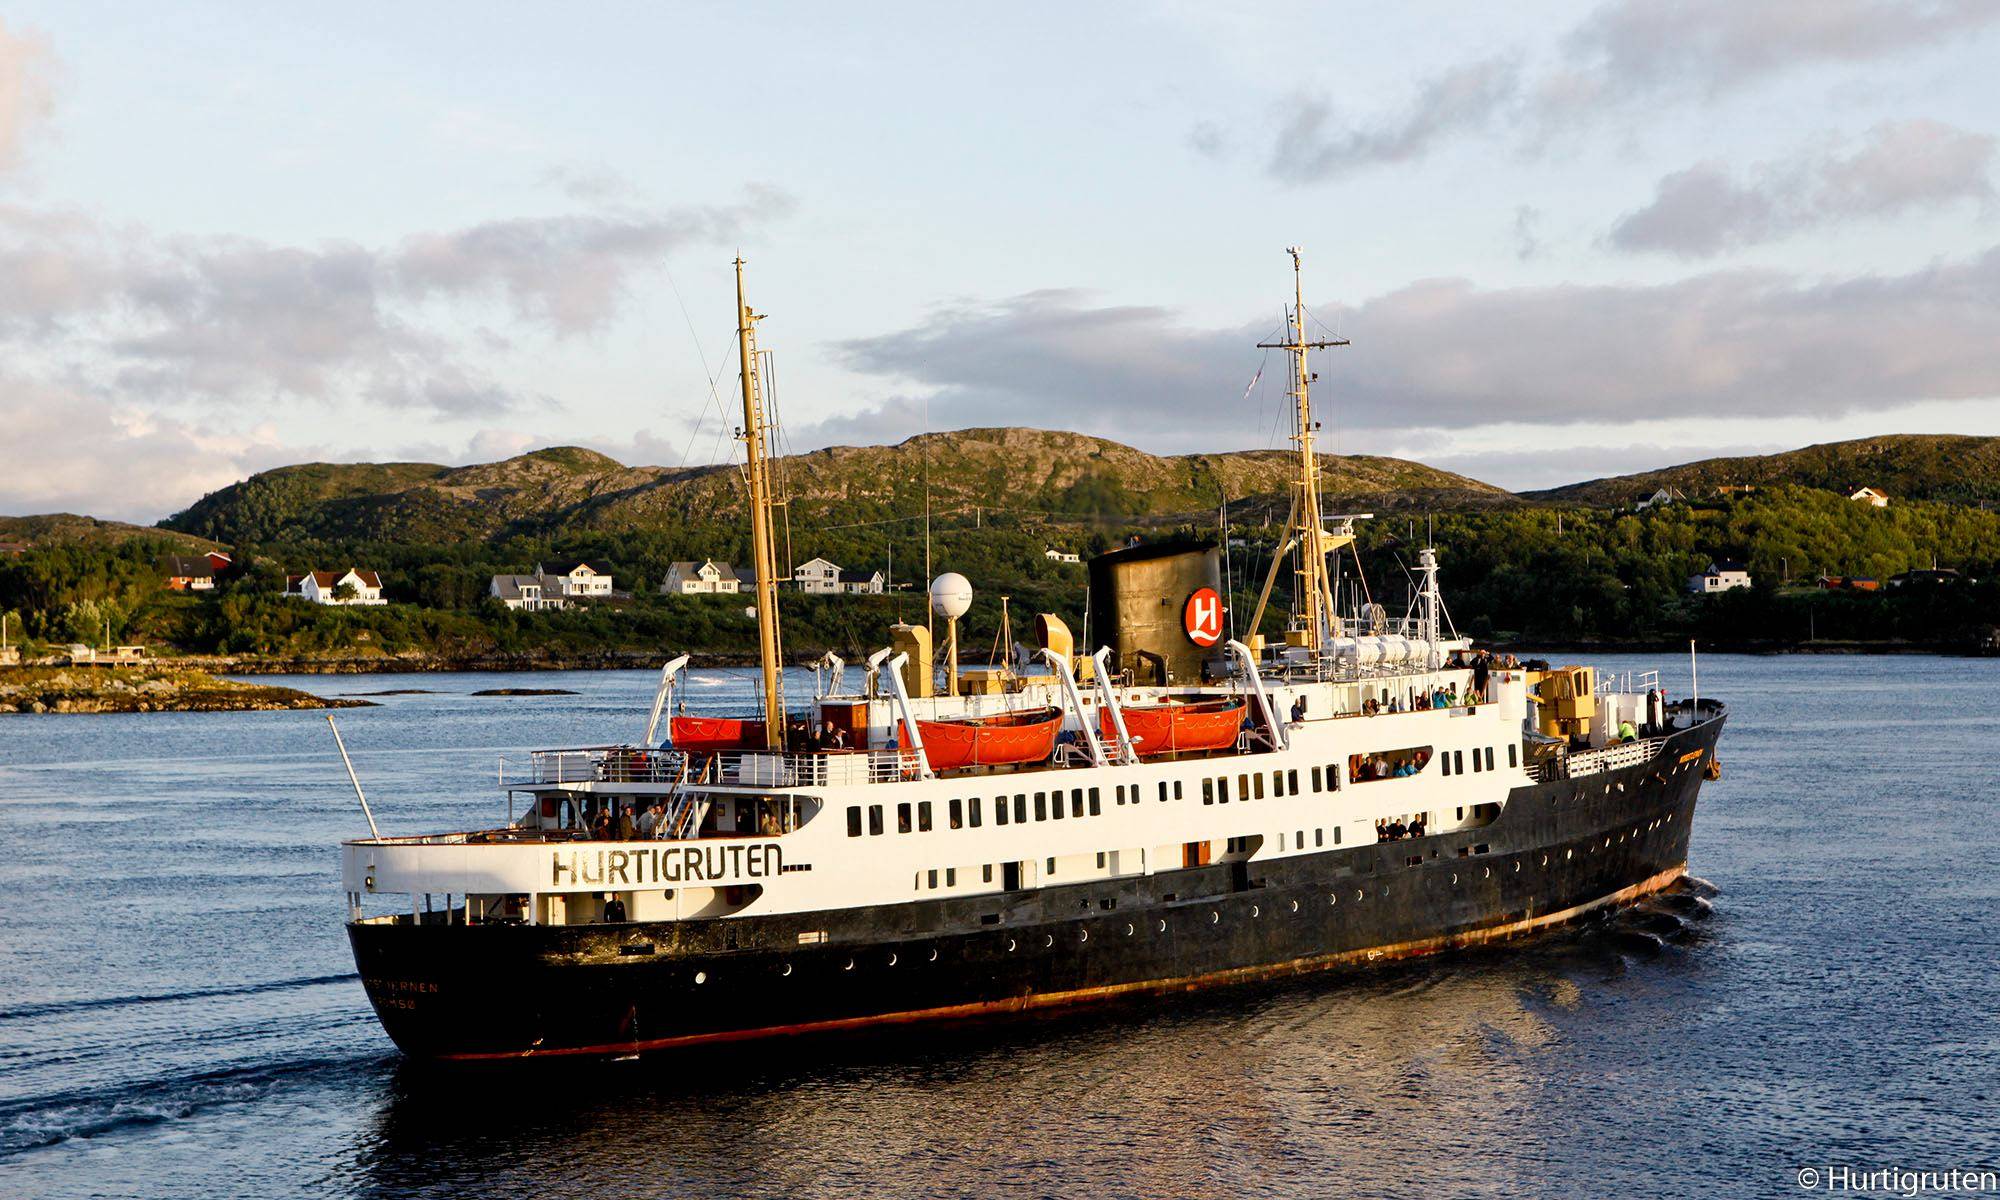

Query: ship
[340,251,1727,1061]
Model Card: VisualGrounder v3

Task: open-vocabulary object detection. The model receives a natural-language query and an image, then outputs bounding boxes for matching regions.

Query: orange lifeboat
[916,707,1063,771]
[669,715,766,751]
[1101,697,1246,756]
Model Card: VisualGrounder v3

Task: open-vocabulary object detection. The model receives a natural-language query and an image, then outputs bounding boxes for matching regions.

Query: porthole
[1125,923,1135,936]
[843,958,855,971]
[1541,855,1549,867]
[1251,905,1260,918]
[1210,911,1220,924]
[1513,862,1521,872]
[887,952,898,967]
[1565,849,1574,861]
[1044,934,1055,947]
[1483,867,1491,878]
[1290,900,1300,913]
[695,971,707,985]
[1006,939,1017,952]
[780,963,792,976]
[1330,893,1338,905]
[1157,919,1167,932]
[1355,889,1365,901]
[928,948,938,962]
[1079,929,1089,943]
[1451,874,1458,885]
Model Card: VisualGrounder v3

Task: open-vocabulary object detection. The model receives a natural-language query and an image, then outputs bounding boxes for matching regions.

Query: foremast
[1253,247,1355,659]
[734,258,786,749]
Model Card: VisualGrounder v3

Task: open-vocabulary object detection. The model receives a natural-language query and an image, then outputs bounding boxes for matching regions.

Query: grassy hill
[163,428,1513,543]
[1530,435,2000,507]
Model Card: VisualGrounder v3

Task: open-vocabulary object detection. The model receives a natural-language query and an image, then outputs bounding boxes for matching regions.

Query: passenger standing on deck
[602,894,627,923]
[615,804,636,841]
[636,802,660,838]
[1473,653,1491,703]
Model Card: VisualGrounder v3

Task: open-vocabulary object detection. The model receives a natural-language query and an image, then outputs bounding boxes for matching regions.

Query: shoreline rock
[0,666,373,715]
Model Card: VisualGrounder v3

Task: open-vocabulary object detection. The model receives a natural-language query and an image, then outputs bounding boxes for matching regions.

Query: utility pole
[734,258,786,750]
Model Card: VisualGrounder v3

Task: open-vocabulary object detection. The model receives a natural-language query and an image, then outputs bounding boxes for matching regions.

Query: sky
[2,1,1999,522]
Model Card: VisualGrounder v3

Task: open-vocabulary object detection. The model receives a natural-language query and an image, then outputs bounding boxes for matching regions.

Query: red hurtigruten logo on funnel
[1184,587,1223,647]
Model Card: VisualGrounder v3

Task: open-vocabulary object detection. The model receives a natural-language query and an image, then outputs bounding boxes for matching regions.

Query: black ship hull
[349,717,1724,1061]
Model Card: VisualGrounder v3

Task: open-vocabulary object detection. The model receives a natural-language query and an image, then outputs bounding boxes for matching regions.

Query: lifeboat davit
[669,715,767,751]
[916,707,1063,771]
[1100,697,1246,756]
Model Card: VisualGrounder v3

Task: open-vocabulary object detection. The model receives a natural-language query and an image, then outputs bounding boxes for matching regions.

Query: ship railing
[1596,669,1662,697]
[1564,736,1666,778]
[518,745,921,788]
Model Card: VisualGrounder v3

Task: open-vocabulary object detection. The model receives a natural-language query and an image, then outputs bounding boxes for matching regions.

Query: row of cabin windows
[1278,827,1341,850]
[1438,745,1515,776]
[849,781,1191,838]
[1200,764,1341,806]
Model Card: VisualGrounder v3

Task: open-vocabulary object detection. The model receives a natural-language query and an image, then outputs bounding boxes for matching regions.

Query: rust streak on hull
[439,863,1689,1061]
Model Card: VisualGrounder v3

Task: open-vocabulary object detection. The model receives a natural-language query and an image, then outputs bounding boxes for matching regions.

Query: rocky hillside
[0,514,223,552]
[1531,435,2000,507]
[164,428,1514,543]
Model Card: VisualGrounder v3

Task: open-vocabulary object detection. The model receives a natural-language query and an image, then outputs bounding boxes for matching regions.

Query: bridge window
[1508,744,1519,768]
[1311,767,1322,792]
[1203,778,1215,805]
[868,805,884,836]
[995,796,1010,826]
[946,867,957,885]
[1455,750,1465,774]
[1014,794,1027,823]
[846,807,862,837]
[1349,747,1434,782]
[1174,781,1183,800]
[1219,777,1231,803]
[918,801,933,832]
[949,799,963,829]
[1071,788,1085,818]
[1472,752,1482,773]
[1288,769,1299,794]
[1035,792,1048,821]
[1253,773,1265,800]
[1088,787,1101,816]
[1160,781,1170,803]
[969,798,982,828]
[1485,747,1496,771]
[1326,762,1341,790]
[897,803,913,834]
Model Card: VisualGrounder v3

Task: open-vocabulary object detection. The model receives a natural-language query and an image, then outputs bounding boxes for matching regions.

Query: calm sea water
[3,655,1997,1198]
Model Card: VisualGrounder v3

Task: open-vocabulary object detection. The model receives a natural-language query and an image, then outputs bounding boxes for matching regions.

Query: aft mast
[1253,247,1350,658]
[735,257,787,749]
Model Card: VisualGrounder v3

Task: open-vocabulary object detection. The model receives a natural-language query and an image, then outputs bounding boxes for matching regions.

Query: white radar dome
[929,572,973,619]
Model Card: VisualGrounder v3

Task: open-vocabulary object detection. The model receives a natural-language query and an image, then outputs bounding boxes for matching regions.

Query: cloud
[1610,119,1995,256]
[823,248,2000,443]
[0,186,793,417]
[1559,0,2000,101]
[1234,0,2000,182]
[0,18,54,171]
[1268,58,1520,184]
[396,186,796,334]
[0,375,310,521]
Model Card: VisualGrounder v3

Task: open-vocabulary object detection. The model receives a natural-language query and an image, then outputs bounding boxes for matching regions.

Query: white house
[535,560,615,598]
[1849,486,1890,508]
[838,568,885,595]
[1636,487,1684,511]
[287,569,387,605]
[490,574,563,611]
[793,557,843,594]
[1044,548,1081,564]
[1686,559,1753,595]
[662,560,741,595]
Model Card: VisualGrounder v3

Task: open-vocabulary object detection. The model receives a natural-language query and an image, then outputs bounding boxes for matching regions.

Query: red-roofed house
[285,569,387,605]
